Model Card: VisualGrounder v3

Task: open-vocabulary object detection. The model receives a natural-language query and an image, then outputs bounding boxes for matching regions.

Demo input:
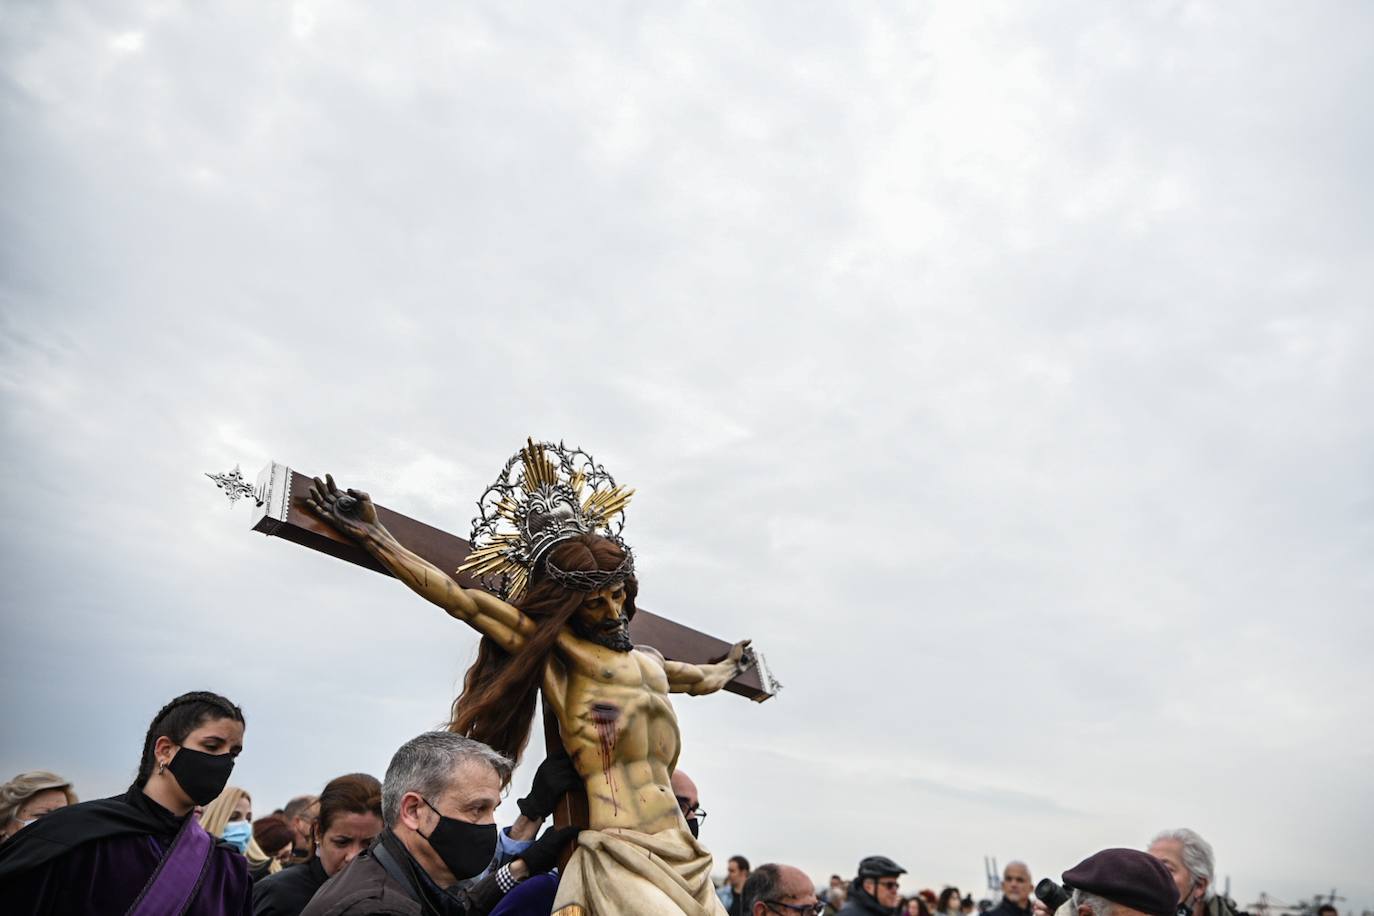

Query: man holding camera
[1058,848,1179,916]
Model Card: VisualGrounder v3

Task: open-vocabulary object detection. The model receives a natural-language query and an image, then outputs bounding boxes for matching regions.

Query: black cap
[1062,848,1178,916]
[857,855,908,879]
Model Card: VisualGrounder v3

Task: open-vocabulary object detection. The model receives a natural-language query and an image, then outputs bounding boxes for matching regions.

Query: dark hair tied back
[135,690,244,787]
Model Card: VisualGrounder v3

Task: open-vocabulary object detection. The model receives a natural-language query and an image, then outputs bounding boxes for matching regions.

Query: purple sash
[125,813,213,916]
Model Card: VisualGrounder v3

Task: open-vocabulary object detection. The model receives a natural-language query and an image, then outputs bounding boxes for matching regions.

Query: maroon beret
[1062,848,1178,916]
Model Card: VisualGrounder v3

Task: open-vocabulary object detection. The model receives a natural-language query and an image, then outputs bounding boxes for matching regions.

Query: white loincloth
[551,826,728,916]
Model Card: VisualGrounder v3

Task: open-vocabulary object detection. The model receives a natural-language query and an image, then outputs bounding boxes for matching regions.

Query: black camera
[1036,879,1071,912]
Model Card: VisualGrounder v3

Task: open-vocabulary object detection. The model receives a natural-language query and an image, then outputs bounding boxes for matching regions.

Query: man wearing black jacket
[301,733,575,916]
[839,855,907,915]
[985,863,1034,916]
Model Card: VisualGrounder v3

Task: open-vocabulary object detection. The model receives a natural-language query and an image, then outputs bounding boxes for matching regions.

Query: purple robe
[0,786,252,916]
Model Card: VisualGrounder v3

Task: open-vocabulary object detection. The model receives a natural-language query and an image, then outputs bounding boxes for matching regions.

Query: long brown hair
[447,533,637,761]
[317,772,382,835]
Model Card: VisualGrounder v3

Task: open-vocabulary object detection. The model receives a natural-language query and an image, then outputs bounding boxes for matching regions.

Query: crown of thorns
[457,439,635,602]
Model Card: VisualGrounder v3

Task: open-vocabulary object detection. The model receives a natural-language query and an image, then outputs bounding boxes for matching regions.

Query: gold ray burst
[520,438,558,490]
[496,495,521,522]
[583,485,634,526]
[457,533,522,576]
[459,438,634,602]
[506,567,529,602]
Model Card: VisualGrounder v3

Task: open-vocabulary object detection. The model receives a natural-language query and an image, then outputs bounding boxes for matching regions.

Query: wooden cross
[219,461,779,828]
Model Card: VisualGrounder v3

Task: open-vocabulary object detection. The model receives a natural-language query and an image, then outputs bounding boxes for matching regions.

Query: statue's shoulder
[634,644,666,666]
[633,647,672,693]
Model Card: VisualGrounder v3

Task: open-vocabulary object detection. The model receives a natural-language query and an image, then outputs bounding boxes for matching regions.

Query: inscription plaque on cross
[214,451,777,916]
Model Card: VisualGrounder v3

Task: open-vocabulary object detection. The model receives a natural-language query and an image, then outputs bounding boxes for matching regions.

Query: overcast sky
[2,1,1371,910]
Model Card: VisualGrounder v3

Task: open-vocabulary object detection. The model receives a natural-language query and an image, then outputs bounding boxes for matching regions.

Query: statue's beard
[573,614,634,653]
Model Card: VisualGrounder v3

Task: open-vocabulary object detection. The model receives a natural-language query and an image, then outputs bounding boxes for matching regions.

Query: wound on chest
[590,702,622,813]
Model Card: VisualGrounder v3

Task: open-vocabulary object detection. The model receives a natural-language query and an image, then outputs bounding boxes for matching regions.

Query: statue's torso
[548,645,685,834]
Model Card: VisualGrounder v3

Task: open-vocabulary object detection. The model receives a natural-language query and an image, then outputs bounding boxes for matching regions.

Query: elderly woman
[0,771,78,841]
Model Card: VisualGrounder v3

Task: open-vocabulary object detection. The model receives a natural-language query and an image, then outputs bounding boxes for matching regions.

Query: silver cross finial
[206,464,260,506]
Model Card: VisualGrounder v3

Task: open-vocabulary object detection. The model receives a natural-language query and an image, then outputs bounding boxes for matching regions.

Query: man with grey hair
[741,863,821,916]
[1147,829,1231,916]
[303,732,578,916]
[986,862,1034,916]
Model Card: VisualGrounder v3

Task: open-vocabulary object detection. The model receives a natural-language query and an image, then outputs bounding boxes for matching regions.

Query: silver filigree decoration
[206,465,261,507]
[754,651,783,697]
[458,439,635,601]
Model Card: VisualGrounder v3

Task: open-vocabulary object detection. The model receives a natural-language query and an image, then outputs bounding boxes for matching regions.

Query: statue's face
[572,582,632,652]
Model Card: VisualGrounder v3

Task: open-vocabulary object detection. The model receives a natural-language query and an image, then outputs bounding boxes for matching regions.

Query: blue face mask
[221,820,252,853]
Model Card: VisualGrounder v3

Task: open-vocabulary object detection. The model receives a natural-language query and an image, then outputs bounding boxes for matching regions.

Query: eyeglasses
[674,796,707,823]
[765,901,825,916]
[878,879,902,890]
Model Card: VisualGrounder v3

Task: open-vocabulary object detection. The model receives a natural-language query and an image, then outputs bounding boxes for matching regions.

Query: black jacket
[986,899,1034,916]
[300,832,504,916]
[838,882,895,916]
[254,857,329,916]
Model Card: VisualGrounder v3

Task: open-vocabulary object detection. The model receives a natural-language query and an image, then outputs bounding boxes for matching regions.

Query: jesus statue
[305,440,751,916]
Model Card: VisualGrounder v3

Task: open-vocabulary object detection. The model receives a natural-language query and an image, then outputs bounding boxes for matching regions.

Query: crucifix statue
[216,440,776,916]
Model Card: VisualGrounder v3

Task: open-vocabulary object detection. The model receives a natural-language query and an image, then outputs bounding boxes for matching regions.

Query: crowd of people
[709,842,1235,916]
[0,689,1313,916]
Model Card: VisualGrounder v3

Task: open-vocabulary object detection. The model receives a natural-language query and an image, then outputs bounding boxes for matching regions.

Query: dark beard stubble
[571,614,635,653]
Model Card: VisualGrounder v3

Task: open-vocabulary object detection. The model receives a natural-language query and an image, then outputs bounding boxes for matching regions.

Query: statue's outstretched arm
[662,639,753,696]
[306,475,535,652]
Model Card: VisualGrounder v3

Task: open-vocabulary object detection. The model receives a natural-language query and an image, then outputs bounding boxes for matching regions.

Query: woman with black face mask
[0,689,253,915]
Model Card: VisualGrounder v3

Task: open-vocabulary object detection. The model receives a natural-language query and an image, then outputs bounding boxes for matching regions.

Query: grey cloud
[3,1,1371,909]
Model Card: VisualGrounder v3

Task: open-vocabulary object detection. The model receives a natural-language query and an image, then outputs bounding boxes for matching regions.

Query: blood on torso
[556,647,684,834]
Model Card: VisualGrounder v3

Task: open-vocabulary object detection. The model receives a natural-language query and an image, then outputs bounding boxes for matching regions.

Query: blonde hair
[1,771,78,828]
[200,786,280,876]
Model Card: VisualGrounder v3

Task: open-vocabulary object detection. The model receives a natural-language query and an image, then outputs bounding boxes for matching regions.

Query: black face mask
[687,817,700,839]
[166,746,236,806]
[1178,885,1200,916]
[420,797,497,882]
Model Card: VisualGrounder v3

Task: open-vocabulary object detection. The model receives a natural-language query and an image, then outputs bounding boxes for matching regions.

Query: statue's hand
[726,639,754,675]
[306,474,380,540]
